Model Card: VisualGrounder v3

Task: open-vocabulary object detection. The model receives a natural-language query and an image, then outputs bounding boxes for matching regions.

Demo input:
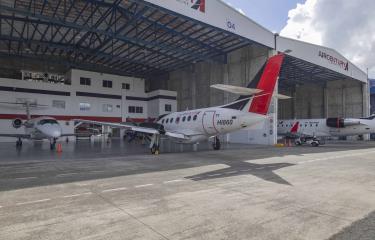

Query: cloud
[280,0,375,78]
[224,2,246,16]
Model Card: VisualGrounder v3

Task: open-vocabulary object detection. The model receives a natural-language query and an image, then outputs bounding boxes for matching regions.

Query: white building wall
[0,69,177,142]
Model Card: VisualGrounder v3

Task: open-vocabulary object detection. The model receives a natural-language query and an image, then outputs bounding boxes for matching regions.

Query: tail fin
[221,54,285,115]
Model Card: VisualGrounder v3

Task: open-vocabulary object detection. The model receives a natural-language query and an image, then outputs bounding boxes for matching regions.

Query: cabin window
[193,115,198,121]
[170,118,174,123]
[176,117,180,124]
[187,116,191,121]
[162,119,165,124]
[166,119,169,123]
[182,116,186,122]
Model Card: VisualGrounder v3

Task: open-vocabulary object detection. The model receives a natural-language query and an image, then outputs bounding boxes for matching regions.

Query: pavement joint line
[163,179,185,184]
[14,176,38,180]
[56,173,78,177]
[135,184,154,188]
[208,174,221,177]
[16,198,51,205]
[62,192,92,198]
[101,187,128,193]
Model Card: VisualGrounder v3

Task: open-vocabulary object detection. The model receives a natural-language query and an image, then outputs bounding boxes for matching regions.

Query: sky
[223,0,375,78]
[223,0,304,33]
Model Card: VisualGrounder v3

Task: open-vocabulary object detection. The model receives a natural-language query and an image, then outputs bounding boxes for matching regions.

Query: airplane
[0,101,74,149]
[74,54,289,154]
[277,115,375,146]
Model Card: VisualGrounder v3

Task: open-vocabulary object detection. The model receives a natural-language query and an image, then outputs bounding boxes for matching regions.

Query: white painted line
[101,187,128,193]
[16,198,51,206]
[208,173,222,177]
[135,184,154,188]
[62,192,92,198]
[163,179,185,184]
[91,170,105,173]
[240,169,252,172]
[256,167,264,170]
[15,177,37,180]
[225,171,237,174]
[56,173,78,177]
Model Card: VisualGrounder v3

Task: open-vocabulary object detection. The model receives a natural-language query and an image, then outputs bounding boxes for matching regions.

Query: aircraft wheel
[151,145,160,155]
[311,141,319,147]
[213,137,221,150]
[50,142,56,150]
[16,139,22,148]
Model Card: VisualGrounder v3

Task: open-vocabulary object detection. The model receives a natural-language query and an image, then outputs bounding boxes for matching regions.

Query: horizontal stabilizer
[274,94,292,100]
[210,84,263,95]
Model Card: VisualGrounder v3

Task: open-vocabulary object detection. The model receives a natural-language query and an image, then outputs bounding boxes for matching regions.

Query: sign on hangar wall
[143,0,275,48]
[276,36,368,83]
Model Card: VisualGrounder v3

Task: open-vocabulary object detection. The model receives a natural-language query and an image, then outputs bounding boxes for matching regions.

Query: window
[80,103,90,111]
[103,104,113,112]
[80,77,91,86]
[122,83,130,90]
[103,80,112,88]
[170,118,174,123]
[176,117,180,124]
[162,119,165,124]
[128,106,135,113]
[182,116,186,122]
[187,116,191,121]
[136,107,143,113]
[166,119,169,123]
[52,100,65,109]
[165,104,172,112]
[39,119,58,125]
[193,115,197,121]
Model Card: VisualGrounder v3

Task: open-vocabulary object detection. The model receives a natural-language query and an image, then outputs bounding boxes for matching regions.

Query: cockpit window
[39,119,58,125]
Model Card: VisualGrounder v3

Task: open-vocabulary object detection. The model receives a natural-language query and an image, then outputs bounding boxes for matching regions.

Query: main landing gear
[150,134,161,155]
[50,138,57,150]
[212,136,221,150]
[16,138,23,148]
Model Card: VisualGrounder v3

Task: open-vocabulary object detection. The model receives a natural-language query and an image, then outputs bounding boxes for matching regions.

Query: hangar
[0,0,369,145]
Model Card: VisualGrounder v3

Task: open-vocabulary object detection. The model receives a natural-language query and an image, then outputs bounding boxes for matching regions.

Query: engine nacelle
[326,118,361,128]
[12,118,23,129]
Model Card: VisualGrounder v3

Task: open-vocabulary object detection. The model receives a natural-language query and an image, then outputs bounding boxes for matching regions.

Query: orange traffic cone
[56,143,62,153]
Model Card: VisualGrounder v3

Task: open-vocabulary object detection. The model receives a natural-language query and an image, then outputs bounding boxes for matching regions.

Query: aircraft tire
[213,137,221,150]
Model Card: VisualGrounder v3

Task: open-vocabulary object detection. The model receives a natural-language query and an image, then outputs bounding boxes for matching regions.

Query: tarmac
[0,139,375,239]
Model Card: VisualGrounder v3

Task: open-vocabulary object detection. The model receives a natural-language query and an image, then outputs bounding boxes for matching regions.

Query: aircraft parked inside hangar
[278,115,375,146]
[75,54,289,154]
[0,101,74,149]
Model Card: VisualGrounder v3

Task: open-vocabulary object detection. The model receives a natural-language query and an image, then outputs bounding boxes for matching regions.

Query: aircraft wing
[73,119,160,135]
[0,134,30,138]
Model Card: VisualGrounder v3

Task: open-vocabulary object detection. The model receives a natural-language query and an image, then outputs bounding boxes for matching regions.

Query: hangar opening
[0,0,369,145]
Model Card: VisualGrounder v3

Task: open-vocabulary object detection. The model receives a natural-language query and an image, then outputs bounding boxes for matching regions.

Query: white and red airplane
[0,101,73,149]
[278,116,375,146]
[75,54,289,154]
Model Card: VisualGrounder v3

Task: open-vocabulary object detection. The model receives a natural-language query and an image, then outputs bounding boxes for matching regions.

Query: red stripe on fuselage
[249,54,284,115]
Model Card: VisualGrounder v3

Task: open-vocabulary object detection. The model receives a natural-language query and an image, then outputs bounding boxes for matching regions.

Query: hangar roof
[0,0,264,78]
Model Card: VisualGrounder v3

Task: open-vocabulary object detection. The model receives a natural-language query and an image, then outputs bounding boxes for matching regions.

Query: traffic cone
[56,143,62,153]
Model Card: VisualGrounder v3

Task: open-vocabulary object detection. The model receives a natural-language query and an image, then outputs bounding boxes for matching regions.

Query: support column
[323,84,328,118]
[362,81,370,140]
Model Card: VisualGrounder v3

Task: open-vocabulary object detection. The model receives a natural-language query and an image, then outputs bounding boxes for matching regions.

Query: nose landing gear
[212,136,221,150]
[16,138,23,148]
[50,138,57,150]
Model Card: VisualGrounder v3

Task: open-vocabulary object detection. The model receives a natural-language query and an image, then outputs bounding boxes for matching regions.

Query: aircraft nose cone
[39,125,62,138]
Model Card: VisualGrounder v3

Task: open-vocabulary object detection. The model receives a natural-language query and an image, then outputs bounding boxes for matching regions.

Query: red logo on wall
[191,0,205,13]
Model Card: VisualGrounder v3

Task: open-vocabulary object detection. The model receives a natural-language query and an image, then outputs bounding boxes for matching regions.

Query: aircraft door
[202,111,218,135]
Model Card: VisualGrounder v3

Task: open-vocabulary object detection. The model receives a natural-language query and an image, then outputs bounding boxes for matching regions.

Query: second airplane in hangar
[75,54,289,154]
[278,116,375,146]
